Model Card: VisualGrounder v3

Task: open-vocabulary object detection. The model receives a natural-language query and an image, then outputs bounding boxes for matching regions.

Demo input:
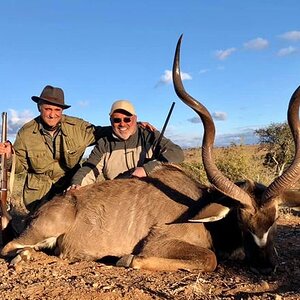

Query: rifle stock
[1,112,11,232]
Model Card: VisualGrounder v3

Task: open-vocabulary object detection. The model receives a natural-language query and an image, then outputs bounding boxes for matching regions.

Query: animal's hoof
[9,254,23,267]
[9,248,33,268]
[116,254,134,268]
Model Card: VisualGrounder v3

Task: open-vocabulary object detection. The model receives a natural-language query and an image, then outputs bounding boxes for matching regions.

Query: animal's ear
[281,189,300,211]
[188,203,231,223]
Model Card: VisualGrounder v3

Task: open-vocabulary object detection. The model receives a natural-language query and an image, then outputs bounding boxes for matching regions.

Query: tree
[255,122,294,176]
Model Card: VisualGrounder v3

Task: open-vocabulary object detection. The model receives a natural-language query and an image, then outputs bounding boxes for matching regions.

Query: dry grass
[182,144,275,186]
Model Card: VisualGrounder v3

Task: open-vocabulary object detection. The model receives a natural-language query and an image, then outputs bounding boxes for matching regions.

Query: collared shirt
[40,124,62,160]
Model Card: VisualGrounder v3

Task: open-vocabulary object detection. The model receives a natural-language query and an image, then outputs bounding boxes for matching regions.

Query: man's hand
[131,167,147,178]
[65,184,82,193]
[0,141,12,159]
[138,122,156,132]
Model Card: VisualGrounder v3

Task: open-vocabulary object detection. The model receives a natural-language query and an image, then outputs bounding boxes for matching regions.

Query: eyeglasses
[111,117,132,124]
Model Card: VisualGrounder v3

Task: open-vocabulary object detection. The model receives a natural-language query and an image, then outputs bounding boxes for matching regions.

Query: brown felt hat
[31,85,71,109]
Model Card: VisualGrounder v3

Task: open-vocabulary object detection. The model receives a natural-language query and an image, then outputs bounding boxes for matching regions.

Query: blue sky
[1,1,300,150]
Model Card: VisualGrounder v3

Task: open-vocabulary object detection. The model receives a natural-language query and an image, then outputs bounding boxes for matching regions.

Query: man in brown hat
[0,86,154,213]
[0,85,102,213]
[70,99,184,188]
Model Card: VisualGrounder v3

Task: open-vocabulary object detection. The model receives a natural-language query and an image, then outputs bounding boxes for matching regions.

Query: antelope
[1,35,299,275]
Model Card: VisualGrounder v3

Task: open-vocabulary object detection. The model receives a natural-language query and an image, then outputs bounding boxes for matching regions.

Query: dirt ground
[0,208,299,300]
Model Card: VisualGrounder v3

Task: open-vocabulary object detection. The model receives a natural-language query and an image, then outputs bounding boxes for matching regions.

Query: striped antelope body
[2,35,300,275]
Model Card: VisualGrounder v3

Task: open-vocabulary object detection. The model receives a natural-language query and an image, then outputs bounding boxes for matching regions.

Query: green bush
[215,144,274,185]
[182,144,275,186]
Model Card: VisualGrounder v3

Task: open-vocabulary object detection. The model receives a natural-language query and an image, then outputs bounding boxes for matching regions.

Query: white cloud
[212,111,227,121]
[244,37,269,50]
[7,109,34,134]
[188,111,227,123]
[215,129,258,147]
[162,126,203,149]
[214,48,236,60]
[166,121,259,149]
[199,69,209,74]
[188,116,201,124]
[168,127,258,149]
[158,69,192,85]
[180,71,192,81]
[277,46,297,57]
[172,132,202,149]
[77,100,89,107]
[280,31,300,41]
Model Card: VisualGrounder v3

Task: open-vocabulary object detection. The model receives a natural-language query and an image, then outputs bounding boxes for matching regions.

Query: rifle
[152,101,175,158]
[1,112,12,234]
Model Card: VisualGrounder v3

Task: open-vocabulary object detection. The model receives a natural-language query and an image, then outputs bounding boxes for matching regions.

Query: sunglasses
[111,117,132,124]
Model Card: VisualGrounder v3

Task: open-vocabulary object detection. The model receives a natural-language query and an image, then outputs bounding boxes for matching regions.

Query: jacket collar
[33,115,64,134]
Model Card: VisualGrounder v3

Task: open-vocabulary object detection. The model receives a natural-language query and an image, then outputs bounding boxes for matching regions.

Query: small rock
[261,280,269,290]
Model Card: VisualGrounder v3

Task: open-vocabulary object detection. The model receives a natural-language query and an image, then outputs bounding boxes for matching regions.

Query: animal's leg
[8,247,35,268]
[1,196,75,258]
[117,240,217,272]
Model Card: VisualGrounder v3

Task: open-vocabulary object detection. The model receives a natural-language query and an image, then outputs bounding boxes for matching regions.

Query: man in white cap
[70,99,184,187]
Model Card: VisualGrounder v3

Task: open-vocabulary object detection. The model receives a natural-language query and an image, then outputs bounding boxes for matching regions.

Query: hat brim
[31,96,71,109]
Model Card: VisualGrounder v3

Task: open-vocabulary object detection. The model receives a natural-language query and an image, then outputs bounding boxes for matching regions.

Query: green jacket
[13,115,102,208]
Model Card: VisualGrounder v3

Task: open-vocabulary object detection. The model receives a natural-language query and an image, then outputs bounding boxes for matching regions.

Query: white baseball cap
[109,100,136,116]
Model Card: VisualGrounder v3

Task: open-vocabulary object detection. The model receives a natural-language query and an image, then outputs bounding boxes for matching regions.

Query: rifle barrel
[1,112,7,142]
[152,102,175,158]
[160,102,175,138]
[1,112,11,232]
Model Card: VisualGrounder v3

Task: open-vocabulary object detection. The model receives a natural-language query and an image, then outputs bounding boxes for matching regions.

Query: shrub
[182,144,275,186]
